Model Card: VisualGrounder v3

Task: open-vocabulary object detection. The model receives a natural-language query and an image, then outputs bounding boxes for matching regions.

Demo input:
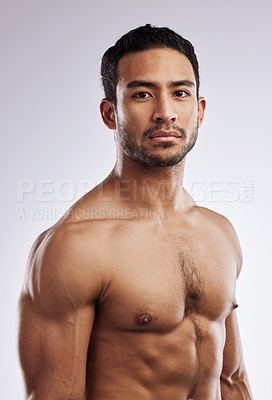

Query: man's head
[101,24,200,105]
[100,25,205,168]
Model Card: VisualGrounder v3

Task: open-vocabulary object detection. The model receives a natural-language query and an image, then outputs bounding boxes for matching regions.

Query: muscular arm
[18,226,102,400]
[215,215,253,399]
[220,310,252,399]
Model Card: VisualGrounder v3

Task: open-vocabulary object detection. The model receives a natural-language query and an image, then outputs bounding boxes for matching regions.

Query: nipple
[135,312,153,325]
[233,299,239,310]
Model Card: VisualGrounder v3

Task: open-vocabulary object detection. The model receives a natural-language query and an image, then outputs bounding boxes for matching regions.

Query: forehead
[117,48,196,87]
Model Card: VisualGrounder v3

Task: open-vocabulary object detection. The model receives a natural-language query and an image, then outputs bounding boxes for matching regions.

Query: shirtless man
[18,24,252,399]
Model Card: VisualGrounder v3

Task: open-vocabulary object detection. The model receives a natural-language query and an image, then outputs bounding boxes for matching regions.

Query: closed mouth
[149,130,181,139]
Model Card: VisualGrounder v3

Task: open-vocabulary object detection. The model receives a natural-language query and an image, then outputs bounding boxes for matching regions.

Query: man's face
[112,48,205,167]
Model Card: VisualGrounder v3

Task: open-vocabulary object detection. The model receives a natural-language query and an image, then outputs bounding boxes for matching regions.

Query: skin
[18,48,252,399]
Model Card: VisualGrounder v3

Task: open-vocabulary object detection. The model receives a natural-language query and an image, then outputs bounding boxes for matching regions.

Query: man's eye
[174,90,189,97]
[134,92,151,98]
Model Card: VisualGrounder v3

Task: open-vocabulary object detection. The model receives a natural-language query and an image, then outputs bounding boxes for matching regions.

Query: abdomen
[85,315,225,400]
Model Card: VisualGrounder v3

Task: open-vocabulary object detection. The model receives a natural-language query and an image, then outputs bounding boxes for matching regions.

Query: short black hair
[101,24,200,105]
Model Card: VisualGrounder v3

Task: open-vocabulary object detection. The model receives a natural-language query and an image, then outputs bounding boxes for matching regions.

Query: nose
[152,96,177,123]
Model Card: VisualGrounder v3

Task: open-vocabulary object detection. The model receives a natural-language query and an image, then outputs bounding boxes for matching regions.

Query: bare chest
[97,230,238,332]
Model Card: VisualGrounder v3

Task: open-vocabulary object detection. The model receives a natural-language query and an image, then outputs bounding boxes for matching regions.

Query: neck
[105,152,188,213]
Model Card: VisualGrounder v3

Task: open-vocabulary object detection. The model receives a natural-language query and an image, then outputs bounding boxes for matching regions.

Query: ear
[197,97,206,128]
[100,99,116,130]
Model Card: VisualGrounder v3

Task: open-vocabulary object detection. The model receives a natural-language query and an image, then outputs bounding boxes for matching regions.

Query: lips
[149,130,181,139]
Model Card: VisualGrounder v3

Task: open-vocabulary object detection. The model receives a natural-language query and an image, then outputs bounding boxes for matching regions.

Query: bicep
[19,293,95,399]
[18,228,102,399]
[221,310,244,378]
[221,311,253,399]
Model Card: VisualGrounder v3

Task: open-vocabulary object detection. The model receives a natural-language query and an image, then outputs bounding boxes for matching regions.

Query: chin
[136,153,186,168]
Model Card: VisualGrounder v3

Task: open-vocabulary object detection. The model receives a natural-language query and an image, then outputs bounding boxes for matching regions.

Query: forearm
[220,374,253,400]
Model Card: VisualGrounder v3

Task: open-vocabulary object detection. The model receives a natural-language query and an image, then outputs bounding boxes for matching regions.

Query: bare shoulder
[195,205,239,237]
[194,205,243,274]
[185,190,241,242]
[22,216,112,315]
[22,179,128,311]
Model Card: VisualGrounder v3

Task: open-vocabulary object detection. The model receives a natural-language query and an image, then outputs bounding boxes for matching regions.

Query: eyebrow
[126,80,195,89]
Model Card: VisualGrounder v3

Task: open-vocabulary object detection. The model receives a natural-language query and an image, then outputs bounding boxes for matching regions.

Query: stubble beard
[116,122,199,168]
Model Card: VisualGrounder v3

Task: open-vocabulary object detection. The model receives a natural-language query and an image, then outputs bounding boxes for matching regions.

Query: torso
[55,191,239,400]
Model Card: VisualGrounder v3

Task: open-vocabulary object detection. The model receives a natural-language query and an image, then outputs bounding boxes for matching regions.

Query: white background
[1,0,271,398]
